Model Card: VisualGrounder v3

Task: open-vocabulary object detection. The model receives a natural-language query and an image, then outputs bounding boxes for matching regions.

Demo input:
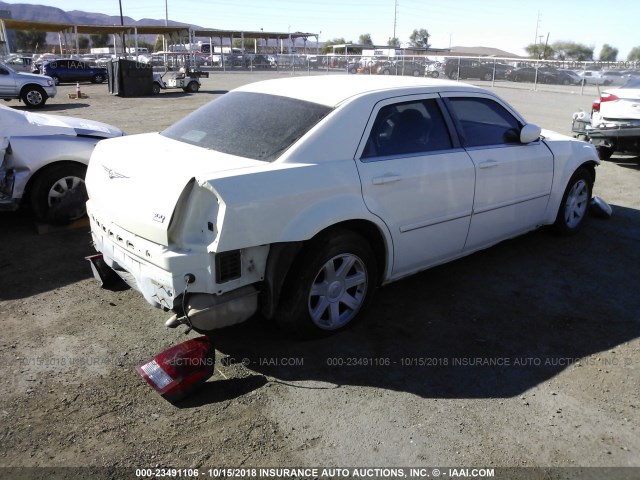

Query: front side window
[446,97,522,147]
[362,99,452,159]
[161,91,332,162]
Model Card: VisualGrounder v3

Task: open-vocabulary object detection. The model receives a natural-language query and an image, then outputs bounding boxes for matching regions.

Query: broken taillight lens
[600,93,619,103]
[136,336,215,402]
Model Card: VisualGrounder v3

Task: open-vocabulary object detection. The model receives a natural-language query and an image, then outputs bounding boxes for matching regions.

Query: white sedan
[0,104,123,223]
[86,76,599,338]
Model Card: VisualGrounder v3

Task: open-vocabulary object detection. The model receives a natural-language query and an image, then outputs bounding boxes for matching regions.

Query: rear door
[355,95,475,278]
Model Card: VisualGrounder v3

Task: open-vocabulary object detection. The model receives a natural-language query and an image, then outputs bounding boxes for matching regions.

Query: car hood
[15,70,52,83]
[2,106,123,138]
[85,132,266,246]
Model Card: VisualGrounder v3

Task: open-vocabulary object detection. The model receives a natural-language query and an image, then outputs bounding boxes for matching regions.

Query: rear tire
[184,81,199,93]
[152,82,161,95]
[596,145,614,160]
[553,168,592,235]
[92,73,105,83]
[277,229,377,338]
[29,164,88,225]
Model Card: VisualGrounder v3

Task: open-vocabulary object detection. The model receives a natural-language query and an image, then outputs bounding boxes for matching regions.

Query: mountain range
[0,1,192,29]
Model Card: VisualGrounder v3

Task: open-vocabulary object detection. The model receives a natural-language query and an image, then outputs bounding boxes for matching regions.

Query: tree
[599,44,618,61]
[524,43,555,59]
[387,37,400,47]
[552,41,593,61]
[155,35,165,52]
[90,34,111,47]
[13,30,47,52]
[358,33,373,46]
[628,46,640,61]
[77,36,90,51]
[232,38,256,52]
[409,28,430,48]
[321,37,347,54]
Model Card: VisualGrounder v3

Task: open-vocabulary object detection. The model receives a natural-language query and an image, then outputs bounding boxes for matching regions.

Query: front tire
[553,168,593,235]
[29,164,88,225]
[277,230,377,338]
[21,86,47,108]
[92,73,105,83]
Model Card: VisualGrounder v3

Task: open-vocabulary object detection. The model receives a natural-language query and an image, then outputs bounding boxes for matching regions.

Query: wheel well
[581,161,597,185]
[311,220,388,287]
[22,160,87,207]
[20,84,46,96]
[261,220,389,319]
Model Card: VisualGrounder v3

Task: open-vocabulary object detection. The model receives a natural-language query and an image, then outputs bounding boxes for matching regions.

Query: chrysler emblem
[102,165,128,179]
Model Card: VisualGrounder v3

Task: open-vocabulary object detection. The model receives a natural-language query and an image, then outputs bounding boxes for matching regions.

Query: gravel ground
[0,72,638,480]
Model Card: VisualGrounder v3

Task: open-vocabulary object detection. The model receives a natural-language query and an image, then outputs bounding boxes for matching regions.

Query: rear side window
[161,91,332,162]
[362,99,452,159]
[446,97,522,147]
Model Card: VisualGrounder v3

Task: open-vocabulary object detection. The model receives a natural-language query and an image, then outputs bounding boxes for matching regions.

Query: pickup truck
[0,62,57,108]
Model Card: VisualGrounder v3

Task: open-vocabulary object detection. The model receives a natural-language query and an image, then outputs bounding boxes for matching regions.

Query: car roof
[234,75,481,107]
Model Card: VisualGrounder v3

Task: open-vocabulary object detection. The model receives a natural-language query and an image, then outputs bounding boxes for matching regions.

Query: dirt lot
[0,73,638,479]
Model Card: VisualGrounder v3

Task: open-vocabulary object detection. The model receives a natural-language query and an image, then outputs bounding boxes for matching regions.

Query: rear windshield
[161,91,332,162]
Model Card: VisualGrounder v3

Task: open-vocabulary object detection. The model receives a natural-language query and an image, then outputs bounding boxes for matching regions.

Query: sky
[4,0,639,59]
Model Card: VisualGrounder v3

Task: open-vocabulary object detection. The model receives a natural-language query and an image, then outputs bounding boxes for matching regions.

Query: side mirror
[520,123,541,144]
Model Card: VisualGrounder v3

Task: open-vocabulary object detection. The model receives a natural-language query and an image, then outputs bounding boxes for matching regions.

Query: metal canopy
[1,18,316,40]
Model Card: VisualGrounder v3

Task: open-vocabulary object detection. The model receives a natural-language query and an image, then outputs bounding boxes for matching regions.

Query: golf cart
[152,66,207,94]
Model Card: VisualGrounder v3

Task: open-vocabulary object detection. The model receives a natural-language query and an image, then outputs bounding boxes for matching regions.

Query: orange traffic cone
[75,82,81,99]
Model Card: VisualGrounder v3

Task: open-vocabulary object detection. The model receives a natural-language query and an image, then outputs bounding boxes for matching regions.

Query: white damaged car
[86,76,599,337]
[0,104,123,223]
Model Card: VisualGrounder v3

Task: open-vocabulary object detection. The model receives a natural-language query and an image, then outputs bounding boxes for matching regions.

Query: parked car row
[504,65,640,86]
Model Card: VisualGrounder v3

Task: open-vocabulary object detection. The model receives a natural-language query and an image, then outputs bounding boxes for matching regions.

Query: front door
[442,94,554,251]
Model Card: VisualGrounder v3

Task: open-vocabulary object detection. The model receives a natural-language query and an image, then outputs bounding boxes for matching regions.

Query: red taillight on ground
[136,336,215,402]
[600,93,619,103]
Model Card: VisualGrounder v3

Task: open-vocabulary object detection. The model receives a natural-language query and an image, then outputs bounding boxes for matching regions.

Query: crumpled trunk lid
[85,132,265,246]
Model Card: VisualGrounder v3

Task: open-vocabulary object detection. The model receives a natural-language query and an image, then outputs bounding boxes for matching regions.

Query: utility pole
[392,0,398,44]
[534,10,540,46]
[118,0,124,57]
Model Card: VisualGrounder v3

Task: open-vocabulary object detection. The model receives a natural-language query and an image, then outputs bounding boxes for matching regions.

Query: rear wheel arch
[263,220,390,320]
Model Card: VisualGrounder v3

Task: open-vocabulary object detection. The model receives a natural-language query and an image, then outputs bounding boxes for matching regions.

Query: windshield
[161,91,332,162]
[0,62,16,73]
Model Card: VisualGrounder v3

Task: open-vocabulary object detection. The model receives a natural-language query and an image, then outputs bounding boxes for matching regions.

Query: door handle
[372,174,402,185]
[478,160,499,169]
